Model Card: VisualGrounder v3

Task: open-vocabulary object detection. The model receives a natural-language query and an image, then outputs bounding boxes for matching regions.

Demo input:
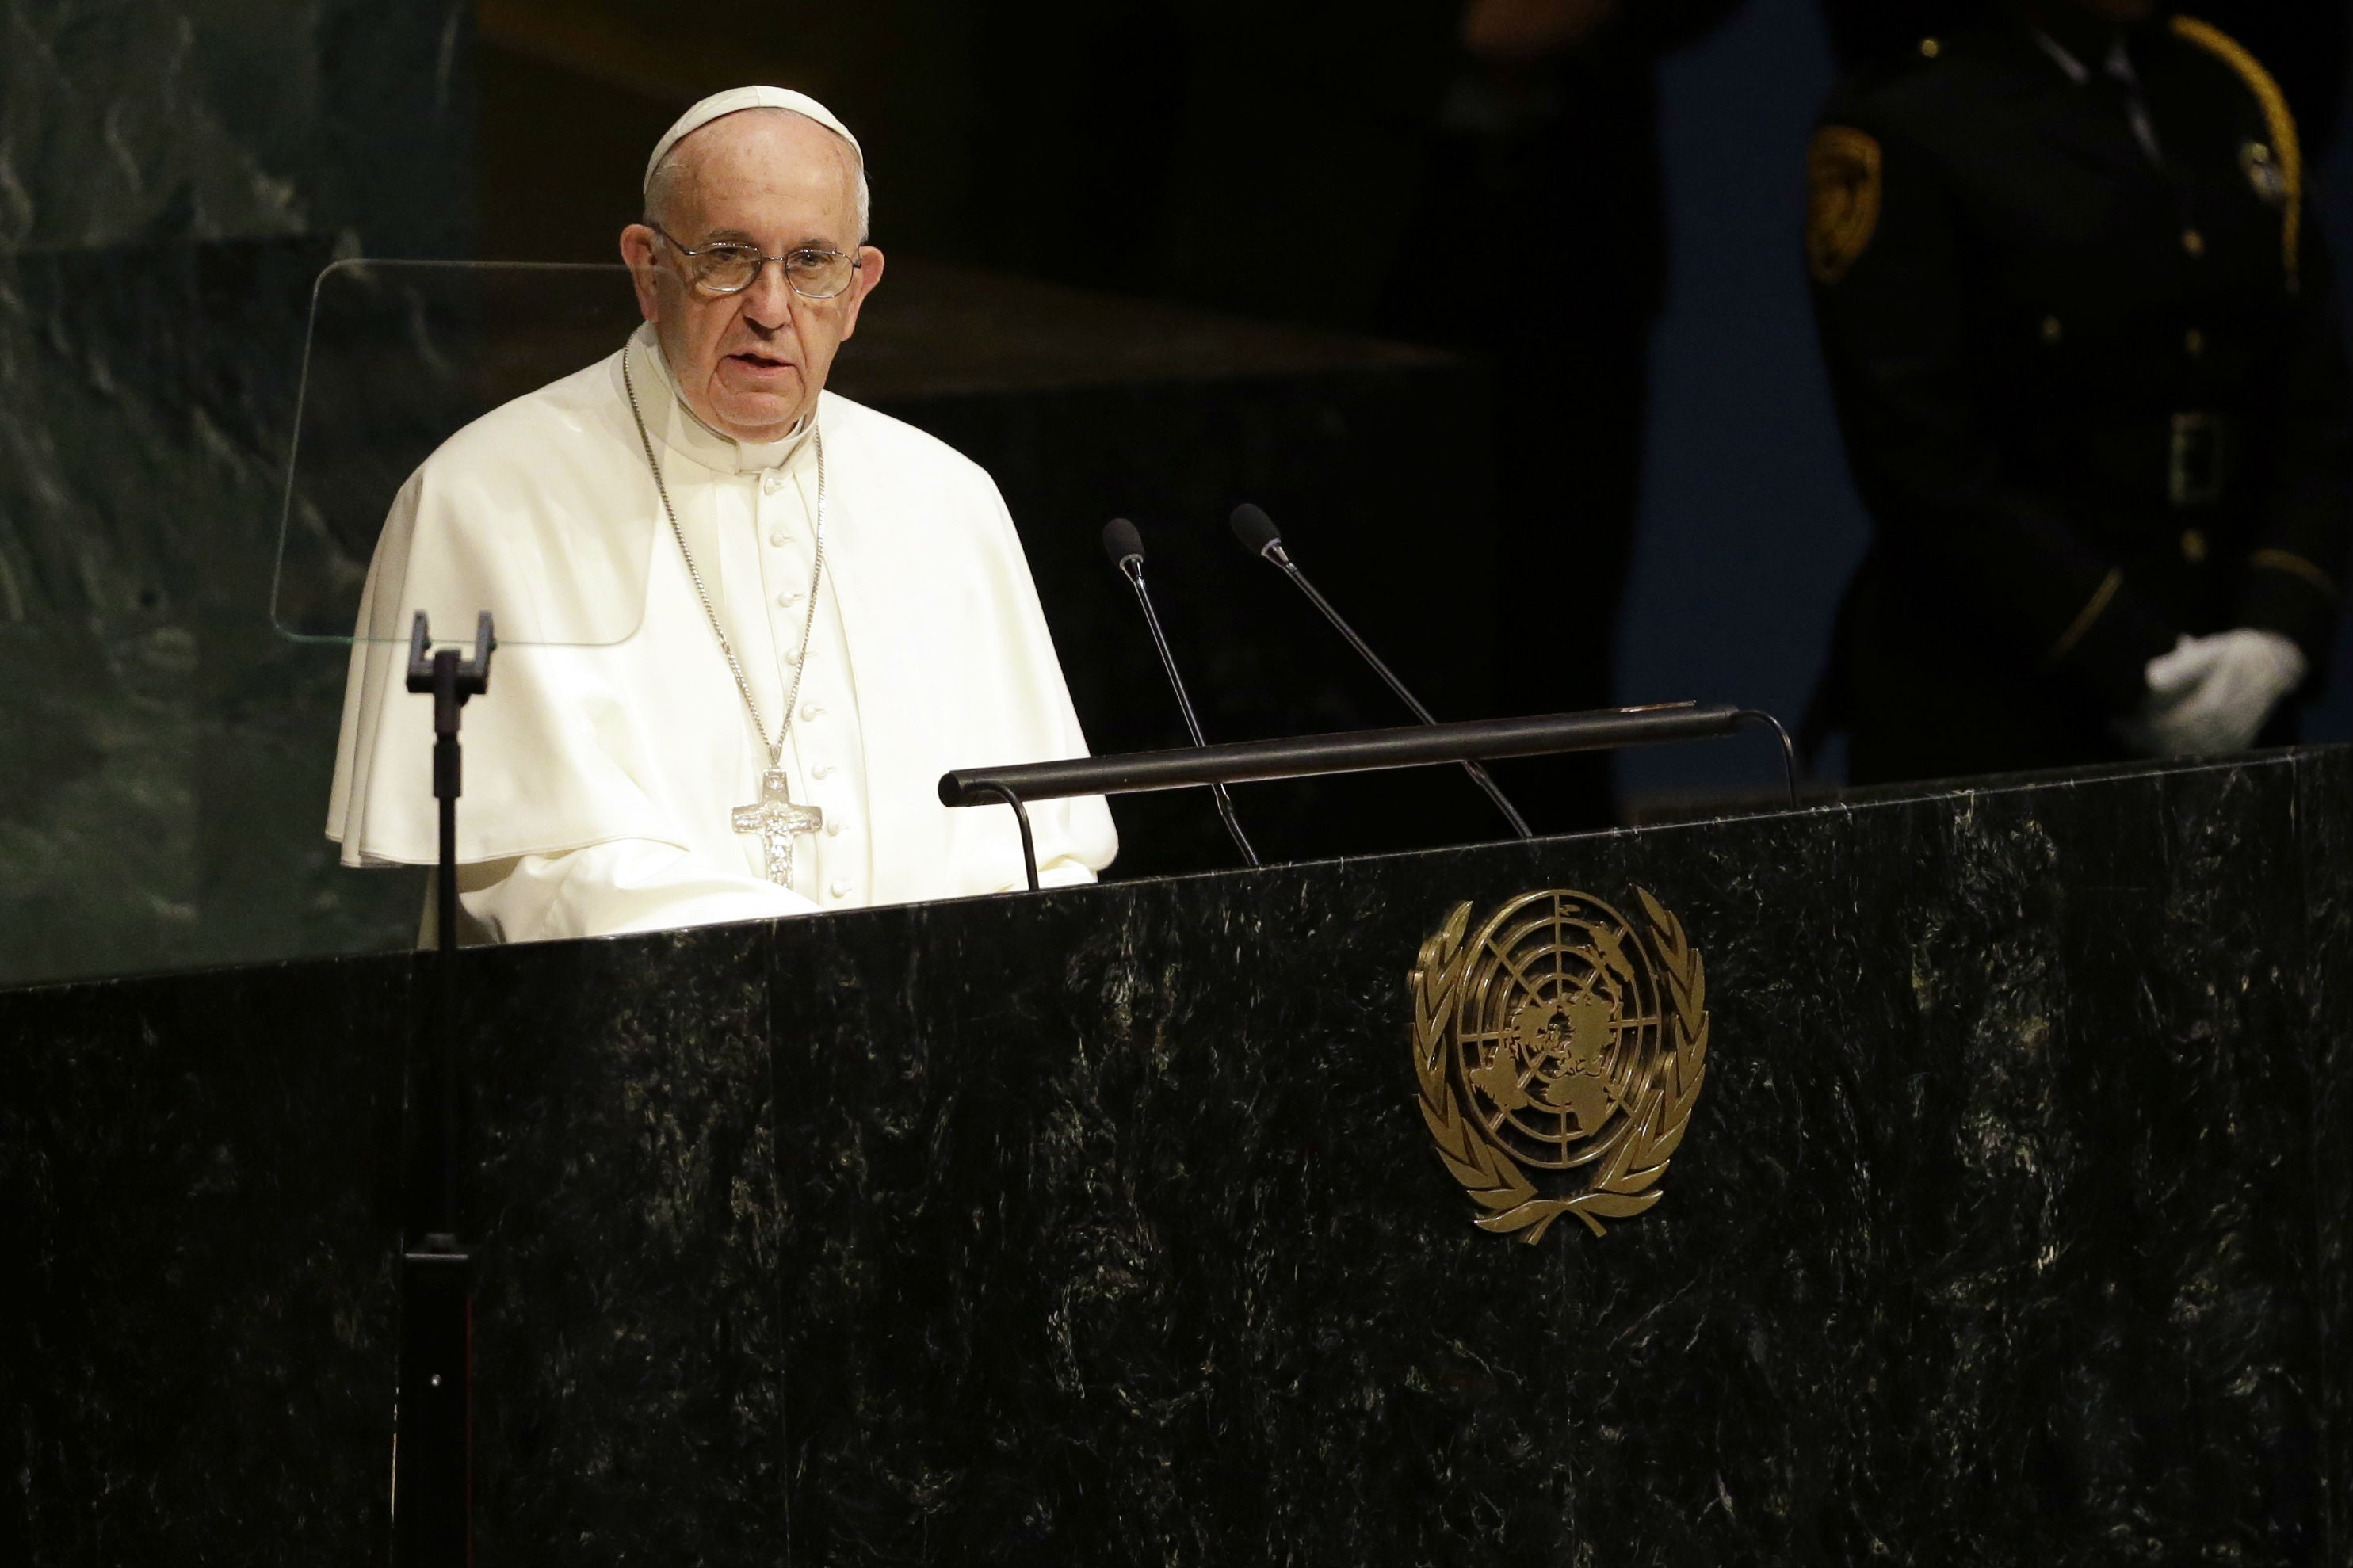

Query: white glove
[2117,628,2307,757]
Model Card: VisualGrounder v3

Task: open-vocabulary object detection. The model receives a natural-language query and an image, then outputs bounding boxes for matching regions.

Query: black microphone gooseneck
[1230,504,1534,841]
[1102,518,1262,868]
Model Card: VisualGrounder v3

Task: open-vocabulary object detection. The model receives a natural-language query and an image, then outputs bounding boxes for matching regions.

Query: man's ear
[620,224,663,322]
[837,246,886,342]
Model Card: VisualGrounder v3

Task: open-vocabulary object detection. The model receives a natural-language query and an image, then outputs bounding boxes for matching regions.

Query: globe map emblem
[1449,891,1665,1172]
[1415,886,1709,1239]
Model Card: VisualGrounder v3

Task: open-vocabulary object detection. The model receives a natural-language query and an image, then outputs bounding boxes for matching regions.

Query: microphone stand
[944,704,1802,890]
[395,609,492,1568]
[1242,520,1532,840]
[1106,531,1261,868]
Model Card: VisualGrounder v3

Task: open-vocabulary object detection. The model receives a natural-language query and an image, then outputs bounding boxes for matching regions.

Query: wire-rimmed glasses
[646,223,863,299]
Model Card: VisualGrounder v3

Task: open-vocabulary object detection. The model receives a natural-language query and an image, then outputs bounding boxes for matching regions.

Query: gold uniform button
[2181,528,2209,564]
[2184,328,2205,357]
[2040,315,2063,345]
[2182,228,2206,257]
[1919,36,1941,58]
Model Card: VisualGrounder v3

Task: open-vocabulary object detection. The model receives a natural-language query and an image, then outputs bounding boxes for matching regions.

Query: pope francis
[327,87,1117,941]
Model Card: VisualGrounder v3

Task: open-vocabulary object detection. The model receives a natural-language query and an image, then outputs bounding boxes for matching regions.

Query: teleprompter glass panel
[272,259,660,647]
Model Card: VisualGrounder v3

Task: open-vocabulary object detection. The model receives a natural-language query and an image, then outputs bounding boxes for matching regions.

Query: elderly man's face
[620,111,883,444]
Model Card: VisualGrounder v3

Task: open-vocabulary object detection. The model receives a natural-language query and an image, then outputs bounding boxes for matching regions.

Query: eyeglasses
[647,223,863,299]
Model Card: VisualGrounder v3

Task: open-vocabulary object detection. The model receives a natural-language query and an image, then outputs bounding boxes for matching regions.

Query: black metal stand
[395,610,493,1568]
[942,701,1804,889]
[1115,560,1261,868]
[1255,534,1534,841]
[970,780,1041,892]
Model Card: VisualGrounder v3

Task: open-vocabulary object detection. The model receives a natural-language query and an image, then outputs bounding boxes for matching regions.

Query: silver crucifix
[732,768,824,887]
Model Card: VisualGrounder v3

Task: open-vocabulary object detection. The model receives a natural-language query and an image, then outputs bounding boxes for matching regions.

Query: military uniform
[1805,12,2351,784]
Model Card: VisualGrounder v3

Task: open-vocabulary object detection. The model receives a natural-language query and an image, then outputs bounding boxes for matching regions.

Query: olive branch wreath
[1411,888,1709,1242]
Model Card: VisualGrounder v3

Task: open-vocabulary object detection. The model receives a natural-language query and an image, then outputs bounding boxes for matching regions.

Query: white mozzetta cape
[327,327,1116,939]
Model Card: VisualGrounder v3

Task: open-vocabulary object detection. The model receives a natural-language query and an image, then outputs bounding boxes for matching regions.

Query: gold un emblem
[1411,889,1710,1242]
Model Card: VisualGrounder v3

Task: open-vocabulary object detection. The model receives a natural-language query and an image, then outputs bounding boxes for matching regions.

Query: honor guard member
[1802,1,2352,784]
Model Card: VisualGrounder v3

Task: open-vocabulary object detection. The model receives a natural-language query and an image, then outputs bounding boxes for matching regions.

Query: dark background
[2,0,2347,986]
[467,0,2353,804]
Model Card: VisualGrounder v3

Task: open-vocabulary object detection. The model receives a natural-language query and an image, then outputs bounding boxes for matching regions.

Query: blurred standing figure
[1377,0,1744,830]
[1805,1,2353,783]
[1817,1,2349,151]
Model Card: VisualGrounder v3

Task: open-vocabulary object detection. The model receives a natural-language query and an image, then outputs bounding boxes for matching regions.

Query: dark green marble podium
[6,746,2351,1564]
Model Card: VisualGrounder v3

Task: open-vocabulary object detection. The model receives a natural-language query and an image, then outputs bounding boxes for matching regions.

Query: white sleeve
[1035,856,1100,891]
[456,838,819,943]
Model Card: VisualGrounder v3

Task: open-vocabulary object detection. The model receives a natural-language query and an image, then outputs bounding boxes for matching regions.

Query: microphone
[1102,519,1262,867]
[1229,503,1533,840]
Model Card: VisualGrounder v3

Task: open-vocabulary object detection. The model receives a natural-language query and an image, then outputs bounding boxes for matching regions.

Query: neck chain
[622,354,827,771]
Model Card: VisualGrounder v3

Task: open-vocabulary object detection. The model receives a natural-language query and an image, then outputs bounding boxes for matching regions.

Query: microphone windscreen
[1229,503,1282,555]
[1103,517,1145,566]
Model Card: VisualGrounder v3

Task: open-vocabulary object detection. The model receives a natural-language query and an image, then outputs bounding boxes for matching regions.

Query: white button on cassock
[801,703,824,721]
[812,762,834,779]
[769,530,787,547]
[762,471,785,494]
[828,879,851,898]
[825,819,846,837]
[776,589,800,608]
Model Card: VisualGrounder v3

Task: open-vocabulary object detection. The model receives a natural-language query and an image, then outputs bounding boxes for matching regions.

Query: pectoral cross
[733,769,824,887]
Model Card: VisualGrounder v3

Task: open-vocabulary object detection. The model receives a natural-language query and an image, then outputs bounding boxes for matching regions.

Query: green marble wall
[0,2,476,987]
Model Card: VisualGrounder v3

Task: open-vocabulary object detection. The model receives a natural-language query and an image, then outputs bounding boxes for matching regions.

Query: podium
[6,746,2350,1562]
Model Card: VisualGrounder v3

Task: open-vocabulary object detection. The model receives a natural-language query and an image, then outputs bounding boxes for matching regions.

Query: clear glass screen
[271,258,659,648]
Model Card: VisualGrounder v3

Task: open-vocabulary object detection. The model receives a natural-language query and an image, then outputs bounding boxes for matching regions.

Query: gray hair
[643,107,871,242]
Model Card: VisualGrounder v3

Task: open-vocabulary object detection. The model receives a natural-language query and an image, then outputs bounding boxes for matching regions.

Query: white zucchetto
[644,86,863,195]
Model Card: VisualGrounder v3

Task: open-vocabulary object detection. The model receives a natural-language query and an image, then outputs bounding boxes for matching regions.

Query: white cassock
[327,322,1117,941]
